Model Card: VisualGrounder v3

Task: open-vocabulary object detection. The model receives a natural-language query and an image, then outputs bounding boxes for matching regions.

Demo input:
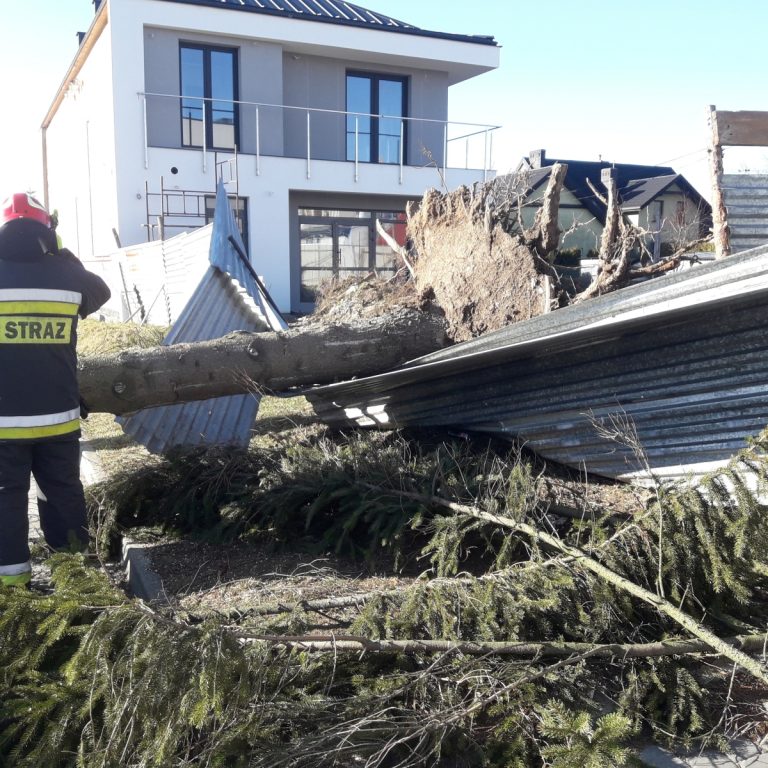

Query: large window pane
[210,50,236,149]
[378,80,403,164]
[181,47,204,147]
[300,223,334,268]
[346,75,371,162]
[336,224,369,270]
[346,73,406,165]
[180,44,237,150]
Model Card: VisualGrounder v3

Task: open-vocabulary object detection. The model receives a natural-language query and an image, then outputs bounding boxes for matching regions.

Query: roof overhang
[147,0,499,85]
[42,1,109,129]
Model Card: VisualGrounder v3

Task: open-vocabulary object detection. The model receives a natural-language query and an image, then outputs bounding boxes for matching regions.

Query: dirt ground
[144,538,417,620]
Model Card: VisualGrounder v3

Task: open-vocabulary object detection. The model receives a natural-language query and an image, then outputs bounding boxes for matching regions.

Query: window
[675,200,687,225]
[298,208,406,303]
[346,73,407,164]
[180,44,238,150]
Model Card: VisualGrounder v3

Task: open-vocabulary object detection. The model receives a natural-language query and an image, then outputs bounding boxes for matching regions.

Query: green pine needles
[4,428,768,765]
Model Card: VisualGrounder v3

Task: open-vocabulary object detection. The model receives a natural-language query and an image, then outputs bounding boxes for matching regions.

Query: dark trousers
[0,437,87,567]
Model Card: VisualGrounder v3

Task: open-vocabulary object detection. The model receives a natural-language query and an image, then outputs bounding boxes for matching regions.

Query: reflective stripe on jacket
[0,248,110,440]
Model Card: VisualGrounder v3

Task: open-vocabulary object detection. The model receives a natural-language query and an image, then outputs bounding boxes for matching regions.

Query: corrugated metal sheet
[722,174,768,253]
[162,225,215,322]
[104,226,212,325]
[118,182,287,453]
[307,243,768,482]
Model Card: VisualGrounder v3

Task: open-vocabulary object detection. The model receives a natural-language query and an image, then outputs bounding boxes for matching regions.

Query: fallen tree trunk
[78,309,448,415]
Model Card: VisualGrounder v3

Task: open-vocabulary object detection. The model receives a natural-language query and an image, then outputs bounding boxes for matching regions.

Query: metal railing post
[442,123,448,183]
[488,131,494,178]
[306,111,311,179]
[465,138,469,170]
[202,98,208,173]
[483,129,489,181]
[255,106,261,176]
[399,120,404,184]
[354,116,359,182]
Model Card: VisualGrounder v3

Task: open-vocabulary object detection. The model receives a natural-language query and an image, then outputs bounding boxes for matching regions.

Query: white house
[42,0,500,313]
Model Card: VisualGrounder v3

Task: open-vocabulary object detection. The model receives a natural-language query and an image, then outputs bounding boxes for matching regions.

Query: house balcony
[139,92,500,187]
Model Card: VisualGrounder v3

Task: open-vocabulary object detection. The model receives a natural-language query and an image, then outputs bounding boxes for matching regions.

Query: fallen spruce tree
[3,426,768,766]
[77,164,699,415]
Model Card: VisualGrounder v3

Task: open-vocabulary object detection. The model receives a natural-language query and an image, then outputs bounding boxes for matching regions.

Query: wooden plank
[714,110,768,147]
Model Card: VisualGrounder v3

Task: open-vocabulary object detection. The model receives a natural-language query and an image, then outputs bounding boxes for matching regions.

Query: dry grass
[78,318,167,357]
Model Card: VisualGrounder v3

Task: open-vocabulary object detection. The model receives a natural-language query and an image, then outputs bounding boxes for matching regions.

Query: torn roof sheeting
[307,243,768,482]
[118,181,287,454]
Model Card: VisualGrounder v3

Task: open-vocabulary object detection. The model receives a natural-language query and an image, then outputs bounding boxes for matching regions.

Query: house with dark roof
[42,0,500,313]
[515,150,711,260]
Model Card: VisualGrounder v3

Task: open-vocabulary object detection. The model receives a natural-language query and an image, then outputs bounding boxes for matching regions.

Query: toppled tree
[77,166,570,414]
[78,163,710,416]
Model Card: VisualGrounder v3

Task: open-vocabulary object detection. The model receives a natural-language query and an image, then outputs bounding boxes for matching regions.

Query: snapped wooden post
[599,167,619,259]
[708,105,731,259]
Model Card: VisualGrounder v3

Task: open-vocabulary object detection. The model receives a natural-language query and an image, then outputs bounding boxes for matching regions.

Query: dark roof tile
[515,154,711,223]
[157,0,497,45]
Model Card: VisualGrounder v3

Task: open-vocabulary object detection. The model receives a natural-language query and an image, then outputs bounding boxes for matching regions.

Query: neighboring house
[514,150,712,260]
[41,0,500,313]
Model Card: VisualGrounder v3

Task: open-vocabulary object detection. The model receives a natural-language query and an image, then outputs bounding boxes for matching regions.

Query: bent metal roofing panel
[306,243,768,482]
[157,0,497,45]
[118,181,287,454]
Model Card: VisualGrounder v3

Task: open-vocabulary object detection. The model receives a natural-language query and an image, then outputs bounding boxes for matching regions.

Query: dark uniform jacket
[0,244,110,440]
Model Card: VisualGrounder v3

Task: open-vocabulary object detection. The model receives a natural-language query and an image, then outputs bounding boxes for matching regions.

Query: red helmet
[1,193,52,230]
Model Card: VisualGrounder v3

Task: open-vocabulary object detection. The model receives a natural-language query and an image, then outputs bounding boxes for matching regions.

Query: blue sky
[2,0,766,200]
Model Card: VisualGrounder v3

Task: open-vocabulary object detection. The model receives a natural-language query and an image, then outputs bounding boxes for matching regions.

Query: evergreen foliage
[6,428,768,764]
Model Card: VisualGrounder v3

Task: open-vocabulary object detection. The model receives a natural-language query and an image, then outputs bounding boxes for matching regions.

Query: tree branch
[375,218,415,279]
[358,486,768,685]
[235,631,768,661]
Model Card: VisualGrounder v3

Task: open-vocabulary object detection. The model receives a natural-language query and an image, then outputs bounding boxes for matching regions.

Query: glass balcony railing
[139,91,500,182]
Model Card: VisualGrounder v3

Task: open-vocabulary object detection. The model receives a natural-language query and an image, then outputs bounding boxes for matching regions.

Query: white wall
[45,25,118,260]
[46,0,499,312]
[135,148,485,310]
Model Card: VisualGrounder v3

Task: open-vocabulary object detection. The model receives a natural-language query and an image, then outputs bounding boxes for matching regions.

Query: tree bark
[523,162,567,261]
[574,169,635,302]
[78,310,448,416]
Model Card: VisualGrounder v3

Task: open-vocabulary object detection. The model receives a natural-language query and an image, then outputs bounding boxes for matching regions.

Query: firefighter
[0,193,110,587]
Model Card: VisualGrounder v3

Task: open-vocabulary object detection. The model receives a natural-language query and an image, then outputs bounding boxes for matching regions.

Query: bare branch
[376,218,415,279]
[236,631,768,661]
